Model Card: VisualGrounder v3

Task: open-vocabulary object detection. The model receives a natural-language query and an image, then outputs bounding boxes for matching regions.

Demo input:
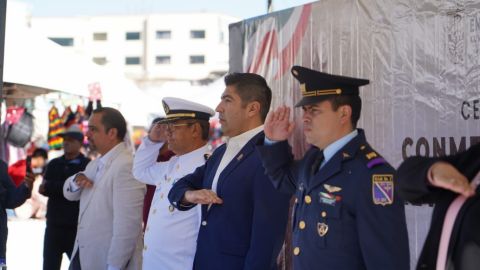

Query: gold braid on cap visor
[300,84,342,97]
[166,113,196,118]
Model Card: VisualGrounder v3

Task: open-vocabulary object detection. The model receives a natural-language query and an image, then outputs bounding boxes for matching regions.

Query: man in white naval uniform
[133,97,215,270]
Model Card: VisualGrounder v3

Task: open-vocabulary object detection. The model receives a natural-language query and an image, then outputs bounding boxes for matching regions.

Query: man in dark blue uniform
[257,66,410,269]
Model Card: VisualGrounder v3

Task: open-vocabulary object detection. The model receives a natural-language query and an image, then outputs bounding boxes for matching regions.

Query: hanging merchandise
[88,82,102,101]
[5,106,25,125]
[63,107,77,128]
[47,106,65,150]
[61,106,72,126]
[5,108,34,148]
[76,105,86,125]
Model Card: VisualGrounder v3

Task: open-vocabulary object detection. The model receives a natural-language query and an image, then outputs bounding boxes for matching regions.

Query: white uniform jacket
[63,143,146,270]
[133,137,207,270]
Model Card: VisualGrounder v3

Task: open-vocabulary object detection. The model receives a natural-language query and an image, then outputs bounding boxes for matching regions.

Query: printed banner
[230,1,480,268]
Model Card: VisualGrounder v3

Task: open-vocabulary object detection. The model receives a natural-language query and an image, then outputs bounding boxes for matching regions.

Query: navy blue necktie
[310,151,324,175]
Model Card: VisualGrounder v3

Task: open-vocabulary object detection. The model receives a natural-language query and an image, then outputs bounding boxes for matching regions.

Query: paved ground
[7,218,69,270]
[5,206,432,270]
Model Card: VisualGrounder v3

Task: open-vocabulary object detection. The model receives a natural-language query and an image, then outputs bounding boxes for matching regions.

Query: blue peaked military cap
[291,66,370,107]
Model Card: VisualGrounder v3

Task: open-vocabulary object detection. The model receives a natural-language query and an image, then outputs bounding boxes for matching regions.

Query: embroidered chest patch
[372,174,394,206]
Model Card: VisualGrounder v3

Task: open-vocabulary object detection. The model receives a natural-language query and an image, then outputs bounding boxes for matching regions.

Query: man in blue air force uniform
[256,66,410,269]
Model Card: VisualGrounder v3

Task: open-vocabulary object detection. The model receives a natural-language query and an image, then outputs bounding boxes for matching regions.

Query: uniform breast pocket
[316,202,343,249]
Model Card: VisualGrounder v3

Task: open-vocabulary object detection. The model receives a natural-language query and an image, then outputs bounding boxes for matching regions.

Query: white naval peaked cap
[161,97,215,122]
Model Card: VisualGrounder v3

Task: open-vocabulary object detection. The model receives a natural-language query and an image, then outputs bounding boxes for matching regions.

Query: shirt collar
[98,142,124,167]
[226,125,263,148]
[323,129,358,164]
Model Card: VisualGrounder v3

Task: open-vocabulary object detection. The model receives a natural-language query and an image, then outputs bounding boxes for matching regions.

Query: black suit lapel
[203,132,262,216]
[216,138,257,195]
[201,145,226,219]
[445,185,480,267]
[214,132,264,195]
[203,146,226,190]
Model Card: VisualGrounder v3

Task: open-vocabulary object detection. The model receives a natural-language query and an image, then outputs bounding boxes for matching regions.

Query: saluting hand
[264,106,295,142]
[429,161,475,197]
[184,189,223,205]
[75,173,94,189]
[148,122,166,143]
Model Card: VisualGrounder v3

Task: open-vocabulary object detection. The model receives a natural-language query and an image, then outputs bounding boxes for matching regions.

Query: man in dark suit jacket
[398,143,480,270]
[169,73,291,270]
[0,159,34,264]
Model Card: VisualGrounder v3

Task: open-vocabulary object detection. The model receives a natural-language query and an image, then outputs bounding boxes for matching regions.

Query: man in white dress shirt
[63,107,145,270]
[133,97,215,270]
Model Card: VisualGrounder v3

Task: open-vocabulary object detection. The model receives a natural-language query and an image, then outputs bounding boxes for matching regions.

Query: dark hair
[196,120,210,141]
[151,117,165,125]
[224,73,272,122]
[328,95,362,128]
[32,148,48,160]
[93,107,127,140]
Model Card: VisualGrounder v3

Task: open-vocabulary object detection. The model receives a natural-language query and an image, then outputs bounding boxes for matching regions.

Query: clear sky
[19,0,316,19]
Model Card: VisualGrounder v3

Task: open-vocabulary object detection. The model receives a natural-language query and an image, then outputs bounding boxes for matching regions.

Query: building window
[190,30,205,39]
[126,32,141,40]
[219,31,225,43]
[190,55,205,64]
[49,37,74,46]
[125,57,141,65]
[93,32,108,41]
[93,57,107,65]
[156,30,171,39]
[155,56,171,64]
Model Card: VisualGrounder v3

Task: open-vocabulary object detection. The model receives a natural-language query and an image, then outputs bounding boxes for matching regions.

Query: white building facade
[31,13,239,88]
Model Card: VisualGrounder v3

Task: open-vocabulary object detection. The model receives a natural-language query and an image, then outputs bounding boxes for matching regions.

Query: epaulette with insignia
[359,144,387,169]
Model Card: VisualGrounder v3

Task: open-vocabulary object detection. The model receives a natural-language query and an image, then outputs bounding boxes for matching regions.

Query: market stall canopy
[3,25,89,98]
[3,23,162,126]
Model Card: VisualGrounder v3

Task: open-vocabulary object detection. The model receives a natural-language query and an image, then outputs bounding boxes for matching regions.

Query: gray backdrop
[229,0,480,269]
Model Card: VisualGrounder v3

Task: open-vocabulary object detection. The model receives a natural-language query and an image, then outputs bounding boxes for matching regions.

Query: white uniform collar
[176,144,209,162]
